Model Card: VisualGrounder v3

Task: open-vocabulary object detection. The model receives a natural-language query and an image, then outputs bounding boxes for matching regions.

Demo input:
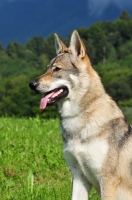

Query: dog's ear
[54,33,68,55]
[69,30,86,59]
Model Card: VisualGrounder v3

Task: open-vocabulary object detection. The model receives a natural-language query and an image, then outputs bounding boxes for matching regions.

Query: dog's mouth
[40,86,68,110]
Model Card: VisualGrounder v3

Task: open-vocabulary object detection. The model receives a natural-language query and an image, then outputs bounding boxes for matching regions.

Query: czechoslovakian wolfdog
[29,30,132,200]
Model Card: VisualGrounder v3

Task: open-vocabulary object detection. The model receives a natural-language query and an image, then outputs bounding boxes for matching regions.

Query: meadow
[0,117,100,200]
[0,109,132,200]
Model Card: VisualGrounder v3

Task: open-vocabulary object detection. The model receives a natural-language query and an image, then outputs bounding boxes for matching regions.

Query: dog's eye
[53,67,61,72]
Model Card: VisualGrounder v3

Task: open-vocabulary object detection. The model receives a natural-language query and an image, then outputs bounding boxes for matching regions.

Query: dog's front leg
[64,149,91,199]
[100,176,120,200]
[71,173,91,200]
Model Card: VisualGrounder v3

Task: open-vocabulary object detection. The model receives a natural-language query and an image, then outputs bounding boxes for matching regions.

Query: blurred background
[0,0,132,121]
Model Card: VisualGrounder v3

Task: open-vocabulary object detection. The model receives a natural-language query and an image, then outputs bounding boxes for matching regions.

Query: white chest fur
[63,136,109,190]
[61,105,109,190]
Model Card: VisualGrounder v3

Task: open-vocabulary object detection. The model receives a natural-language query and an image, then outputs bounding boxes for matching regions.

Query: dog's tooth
[58,91,61,94]
[59,89,63,93]
[52,89,63,98]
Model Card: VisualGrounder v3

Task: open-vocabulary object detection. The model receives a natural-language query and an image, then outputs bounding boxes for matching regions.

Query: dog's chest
[61,115,109,188]
[63,136,108,189]
[61,115,85,141]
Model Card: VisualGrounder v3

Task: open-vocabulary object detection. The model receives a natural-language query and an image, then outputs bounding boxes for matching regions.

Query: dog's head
[29,30,92,110]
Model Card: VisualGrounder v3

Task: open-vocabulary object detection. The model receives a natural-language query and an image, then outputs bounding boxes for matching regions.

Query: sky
[0,0,132,46]
[1,0,132,15]
[0,0,131,16]
[88,0,132,16]
[1,0,132,7]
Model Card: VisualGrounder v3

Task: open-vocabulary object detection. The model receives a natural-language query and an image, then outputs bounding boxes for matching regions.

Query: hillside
[0,12,132,120]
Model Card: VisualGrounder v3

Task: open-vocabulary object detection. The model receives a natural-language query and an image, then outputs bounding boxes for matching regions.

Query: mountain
[0,0,132,47]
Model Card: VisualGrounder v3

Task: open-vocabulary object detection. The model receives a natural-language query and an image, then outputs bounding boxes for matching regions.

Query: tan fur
[29,30,132,200]
[37,69,55,90]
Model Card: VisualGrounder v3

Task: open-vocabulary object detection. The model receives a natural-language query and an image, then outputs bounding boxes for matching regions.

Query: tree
[46,34,56,59]
[86,23,108,64]
[119,10,131,21]
[118,40,132,59]
[107,79,132,102]
[6,41,23,57]
[26,36,46,56]
[0,43,4,51]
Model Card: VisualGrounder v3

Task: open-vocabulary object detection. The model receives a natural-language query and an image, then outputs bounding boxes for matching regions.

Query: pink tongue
[40,90,57,110]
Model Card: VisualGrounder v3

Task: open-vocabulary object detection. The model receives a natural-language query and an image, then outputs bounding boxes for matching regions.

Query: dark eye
[53,67,61,72]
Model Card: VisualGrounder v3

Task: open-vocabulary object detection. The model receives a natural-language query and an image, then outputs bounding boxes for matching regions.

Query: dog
[29,30,132,200]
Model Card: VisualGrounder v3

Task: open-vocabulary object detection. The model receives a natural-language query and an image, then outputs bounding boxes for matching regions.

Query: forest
[0,11,132,118]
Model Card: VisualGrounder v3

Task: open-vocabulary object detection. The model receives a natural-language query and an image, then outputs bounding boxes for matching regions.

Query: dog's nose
[29,81,39,90]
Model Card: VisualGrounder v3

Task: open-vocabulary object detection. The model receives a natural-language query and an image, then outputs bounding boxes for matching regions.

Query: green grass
[0,117,100,200]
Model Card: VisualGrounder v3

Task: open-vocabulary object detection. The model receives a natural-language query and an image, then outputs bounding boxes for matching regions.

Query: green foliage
[118,40,132,59]
[0,42,4,51]
[119,10,132,21]
[6,41,23,58]
[26,36,47,56]
[120,106,132,122]
[0,10,132,117]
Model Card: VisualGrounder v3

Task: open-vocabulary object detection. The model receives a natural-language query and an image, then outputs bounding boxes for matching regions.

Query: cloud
[87,0,109,16]
[87,0,132,16]
[115,0,132,9]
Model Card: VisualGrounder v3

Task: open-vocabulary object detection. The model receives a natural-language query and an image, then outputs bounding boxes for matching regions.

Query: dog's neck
[58,98,82,118]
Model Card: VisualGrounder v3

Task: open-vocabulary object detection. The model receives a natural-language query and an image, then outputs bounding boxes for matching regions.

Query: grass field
[0,117,100,200]
[0,109,132,200]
